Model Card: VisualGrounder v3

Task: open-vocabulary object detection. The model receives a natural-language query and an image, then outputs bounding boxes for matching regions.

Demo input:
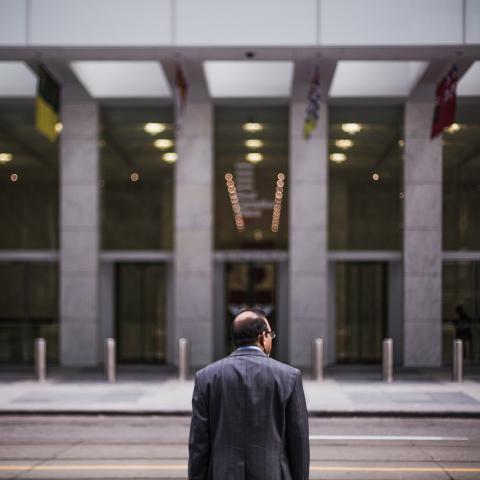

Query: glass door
[225,262,276,355]
[336,262,387,363]
[116,263,166,363]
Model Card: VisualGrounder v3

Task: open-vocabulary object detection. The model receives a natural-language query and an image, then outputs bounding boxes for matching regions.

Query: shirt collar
[236,345,263,352]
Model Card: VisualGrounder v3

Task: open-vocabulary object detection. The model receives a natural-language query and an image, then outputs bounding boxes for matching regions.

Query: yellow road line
[0,464,480,473]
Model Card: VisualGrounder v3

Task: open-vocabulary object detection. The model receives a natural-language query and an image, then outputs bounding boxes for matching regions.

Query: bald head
[231,309,268,347]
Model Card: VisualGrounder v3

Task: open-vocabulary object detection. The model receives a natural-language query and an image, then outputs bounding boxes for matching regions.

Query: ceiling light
[154,138,173,149]
[277,172,285,181]
[342,123,362,135]
[243,123,263,133]
[144,123,166,135]
[130,172,139,182]
[0,153,13,164]
[54,122,63,134]
[245,152,263,164]
[445,123,460,134]
[372,173,380,181]
[335,139,353,149]
[245,139,263,149]
[398,139,405,147]
[330,153,347,163]
[162,152,177,163]
[10,173,18,182]
[254,229,263,241]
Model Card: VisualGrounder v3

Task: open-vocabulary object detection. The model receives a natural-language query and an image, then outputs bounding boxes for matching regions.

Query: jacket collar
[229,347,267,357]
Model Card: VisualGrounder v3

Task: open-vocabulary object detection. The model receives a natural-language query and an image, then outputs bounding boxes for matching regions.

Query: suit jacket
[188,348,309,480]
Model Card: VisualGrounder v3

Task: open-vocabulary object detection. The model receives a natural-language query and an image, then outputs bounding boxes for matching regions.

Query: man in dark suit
[188,308,309,480]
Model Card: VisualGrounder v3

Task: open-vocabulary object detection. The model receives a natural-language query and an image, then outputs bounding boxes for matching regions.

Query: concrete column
[403,90,443,367]
[60,87,99,366]
[288,61,334,367]
[174,102,213,368]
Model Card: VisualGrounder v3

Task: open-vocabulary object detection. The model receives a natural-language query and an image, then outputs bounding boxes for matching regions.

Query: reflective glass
[101,103,174,250]
[329,105,403,250]
[442,261,480,366]
[443,103,480,250]
[0,100,58,249]
[0,262,58,363]
[116,263,167,363]
[215,106,288,250]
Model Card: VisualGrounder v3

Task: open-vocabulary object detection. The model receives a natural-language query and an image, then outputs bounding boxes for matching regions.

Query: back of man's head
[231,308,267,347]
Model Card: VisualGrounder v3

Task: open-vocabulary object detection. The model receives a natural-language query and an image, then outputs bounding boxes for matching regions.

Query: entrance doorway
[335,262,387,363]
[115,263,167,363]
[225,262,276,355]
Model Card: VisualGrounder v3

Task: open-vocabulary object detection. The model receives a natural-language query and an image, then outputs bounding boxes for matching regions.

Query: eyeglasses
[265,330,276,340]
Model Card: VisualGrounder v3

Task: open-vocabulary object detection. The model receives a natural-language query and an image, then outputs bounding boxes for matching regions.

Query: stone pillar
[174,102,213,367]
[288,99,329,367]
[60,87,99,366]
[403,97,442,366]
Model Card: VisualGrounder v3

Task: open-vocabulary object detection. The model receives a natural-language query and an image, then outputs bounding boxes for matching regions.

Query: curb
[1,410,480,418]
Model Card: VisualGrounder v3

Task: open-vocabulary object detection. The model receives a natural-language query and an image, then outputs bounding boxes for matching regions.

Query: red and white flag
[431,64,458,139]
[174,62,188,131]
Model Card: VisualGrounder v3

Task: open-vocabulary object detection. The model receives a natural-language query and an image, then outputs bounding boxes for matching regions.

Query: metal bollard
[453,339,463,382]
[312,338,324,381]
[178,338,190,381]
[105,338,116,383]
[35,338,46,383]
[382,338,393,383]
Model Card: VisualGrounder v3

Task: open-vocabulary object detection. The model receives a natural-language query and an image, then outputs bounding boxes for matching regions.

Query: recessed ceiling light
[144,123,166,135]
[330,153,347,163]
[130,172,140,182]
[0,153,13,164]
[341,123,362,135]
[162,152,177,163]
[335,139,353,149]
[372,173,380,181]
[55,122,63,133]
[445,123,460,134]
[243,123,263,133]
[245,152,263,163]
[154,139,173,150]
[245,139,263,149]
[10,173,18,182]
[254,229,263,241]
[398,139,405,147]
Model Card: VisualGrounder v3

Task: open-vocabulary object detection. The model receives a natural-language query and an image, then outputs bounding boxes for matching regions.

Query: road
[0,415,479,479]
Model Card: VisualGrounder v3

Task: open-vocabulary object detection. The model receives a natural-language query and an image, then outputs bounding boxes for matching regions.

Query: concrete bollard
[105,338,116,383]
[34,338,46,383]
[312,338,324,381]
[382,338,393,383]
[178,338,190,381]
[453,339,463,382]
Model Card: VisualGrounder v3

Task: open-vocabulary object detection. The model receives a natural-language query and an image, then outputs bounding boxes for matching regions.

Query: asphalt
[1,364,480,416]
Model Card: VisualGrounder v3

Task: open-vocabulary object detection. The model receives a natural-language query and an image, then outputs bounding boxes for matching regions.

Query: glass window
[442,261,480,366]
[0,100,58,249]
[214,106,289,250]
[329,105,403,250]
[0,262,58,363]
[443,103,480,251]
[101,103,174,250]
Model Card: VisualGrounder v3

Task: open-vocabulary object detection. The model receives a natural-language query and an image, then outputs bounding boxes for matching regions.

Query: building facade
[0,0,479,369]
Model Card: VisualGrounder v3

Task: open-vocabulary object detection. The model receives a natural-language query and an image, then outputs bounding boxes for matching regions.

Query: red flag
[431,64,458,139]
[174,63,188,131]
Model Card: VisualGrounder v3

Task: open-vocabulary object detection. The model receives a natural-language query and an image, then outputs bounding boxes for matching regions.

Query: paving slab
[0,366,479,416]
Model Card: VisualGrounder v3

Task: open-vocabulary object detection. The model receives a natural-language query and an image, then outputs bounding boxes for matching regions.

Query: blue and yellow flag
[303,65,320,140]
[36,65,60,142]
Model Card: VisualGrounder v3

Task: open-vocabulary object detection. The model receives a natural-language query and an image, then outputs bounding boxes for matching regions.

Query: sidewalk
[0,365,479,416]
